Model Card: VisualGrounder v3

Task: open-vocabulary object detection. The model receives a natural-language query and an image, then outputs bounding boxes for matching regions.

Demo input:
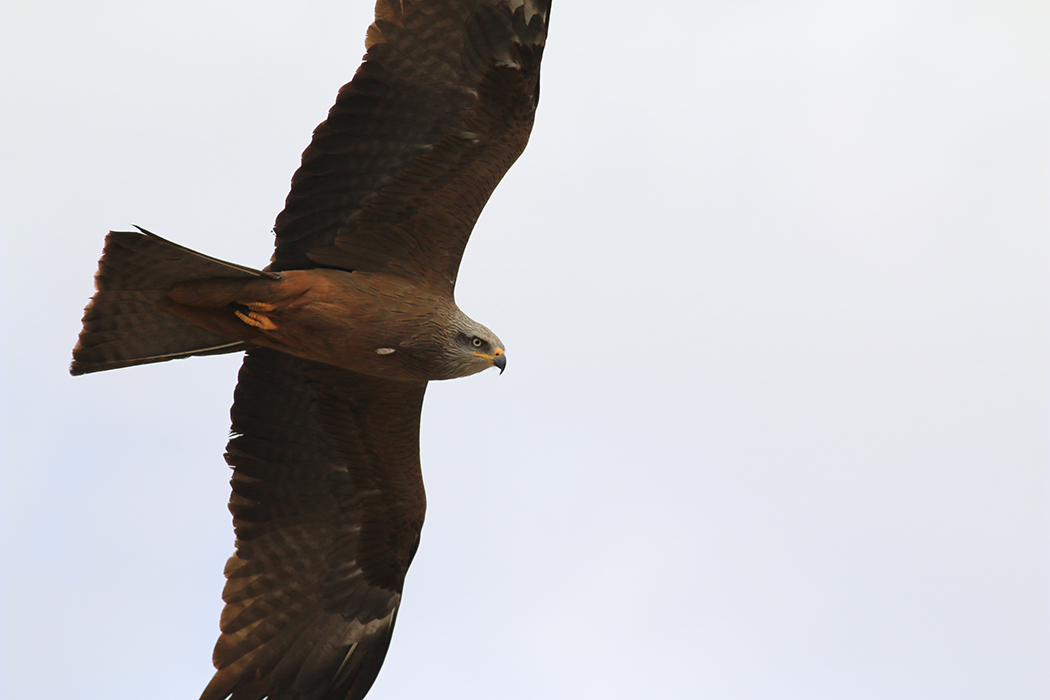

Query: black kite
[70,1,551,698]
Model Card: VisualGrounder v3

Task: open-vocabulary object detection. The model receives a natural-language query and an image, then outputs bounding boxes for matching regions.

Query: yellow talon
[234,302,277,330]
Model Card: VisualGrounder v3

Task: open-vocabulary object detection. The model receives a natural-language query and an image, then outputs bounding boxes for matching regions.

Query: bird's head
[436,313,506,379]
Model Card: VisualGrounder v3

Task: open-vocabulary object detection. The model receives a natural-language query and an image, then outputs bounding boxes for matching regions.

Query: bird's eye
[472,337,483,347]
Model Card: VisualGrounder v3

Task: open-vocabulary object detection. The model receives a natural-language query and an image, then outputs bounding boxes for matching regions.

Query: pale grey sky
[2,2,1047,699]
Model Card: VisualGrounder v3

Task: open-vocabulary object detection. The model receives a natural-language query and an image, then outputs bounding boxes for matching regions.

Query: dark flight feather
[271,0,548,293]
[201,348,426,700]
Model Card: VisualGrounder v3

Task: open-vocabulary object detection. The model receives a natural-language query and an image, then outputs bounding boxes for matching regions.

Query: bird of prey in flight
[70,1,550,698]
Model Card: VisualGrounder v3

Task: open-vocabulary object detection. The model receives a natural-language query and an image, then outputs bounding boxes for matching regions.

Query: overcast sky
[1,2,1047,699]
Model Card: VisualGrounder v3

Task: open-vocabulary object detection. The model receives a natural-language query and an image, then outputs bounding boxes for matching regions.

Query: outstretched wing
[270,0,551,294]
[201,349,427,700]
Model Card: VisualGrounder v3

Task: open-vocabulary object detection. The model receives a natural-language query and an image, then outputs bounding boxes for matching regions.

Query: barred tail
[70,228,272,376]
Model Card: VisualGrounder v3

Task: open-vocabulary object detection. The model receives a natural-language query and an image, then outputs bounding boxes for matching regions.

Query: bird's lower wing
[201,348,427,700]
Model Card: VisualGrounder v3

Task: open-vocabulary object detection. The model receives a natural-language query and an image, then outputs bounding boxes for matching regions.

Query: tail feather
[71,229,273,375]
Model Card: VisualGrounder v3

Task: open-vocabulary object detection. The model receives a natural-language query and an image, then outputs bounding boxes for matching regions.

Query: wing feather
[201,348,426,700]
[271,0,550,293]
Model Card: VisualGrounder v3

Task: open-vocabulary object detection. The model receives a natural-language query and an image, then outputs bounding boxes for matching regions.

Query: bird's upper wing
[270,0,550,294]
[201,348,427,700]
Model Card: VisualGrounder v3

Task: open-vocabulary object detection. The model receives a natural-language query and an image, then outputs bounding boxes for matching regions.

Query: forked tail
[70,228,273,375]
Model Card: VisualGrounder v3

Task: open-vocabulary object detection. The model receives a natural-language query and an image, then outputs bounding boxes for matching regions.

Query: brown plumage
[69,2,549,699]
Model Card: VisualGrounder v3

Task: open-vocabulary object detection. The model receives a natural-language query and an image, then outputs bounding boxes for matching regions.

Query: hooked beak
[473,348,507,374]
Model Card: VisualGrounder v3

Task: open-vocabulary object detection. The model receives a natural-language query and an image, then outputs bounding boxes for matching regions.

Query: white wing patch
[375,347,396,355]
